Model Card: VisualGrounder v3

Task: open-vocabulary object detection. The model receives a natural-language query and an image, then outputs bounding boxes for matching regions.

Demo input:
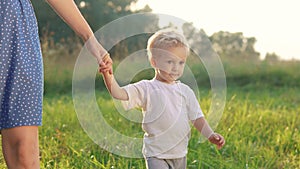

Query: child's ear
[150,58,156,67]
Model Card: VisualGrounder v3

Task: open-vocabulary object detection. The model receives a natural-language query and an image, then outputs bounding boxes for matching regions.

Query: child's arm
[99,54,129,101]
[192,117,225,149]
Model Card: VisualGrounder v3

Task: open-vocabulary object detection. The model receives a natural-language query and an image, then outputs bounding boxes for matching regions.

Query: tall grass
[1,88,298,168]
[42,44,300,94]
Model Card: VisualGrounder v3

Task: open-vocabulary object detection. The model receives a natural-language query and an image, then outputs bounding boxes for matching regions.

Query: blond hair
[147,28,189,61]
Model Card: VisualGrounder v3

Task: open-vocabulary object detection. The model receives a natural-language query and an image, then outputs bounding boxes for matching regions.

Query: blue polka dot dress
[0,0,43,130]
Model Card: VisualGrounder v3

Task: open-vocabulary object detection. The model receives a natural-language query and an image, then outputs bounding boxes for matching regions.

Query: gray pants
[145,156,186,169]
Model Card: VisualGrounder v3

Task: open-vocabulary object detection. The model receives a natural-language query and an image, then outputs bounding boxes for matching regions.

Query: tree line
[33,0,281,62]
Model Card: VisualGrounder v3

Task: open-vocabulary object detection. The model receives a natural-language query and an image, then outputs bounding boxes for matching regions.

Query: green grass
[1,87,298,168]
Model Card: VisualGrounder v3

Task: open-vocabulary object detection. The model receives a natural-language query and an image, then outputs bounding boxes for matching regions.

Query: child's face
[152,46,187,84]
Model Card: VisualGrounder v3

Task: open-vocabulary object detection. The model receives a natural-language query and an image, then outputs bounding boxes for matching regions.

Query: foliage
[32,0,271,63]
[32,0,267,62]
[32,0,153,41]
[209,31,260,62]
[264,52,280,63]
[183,22,218,59]
[33,0,159,63]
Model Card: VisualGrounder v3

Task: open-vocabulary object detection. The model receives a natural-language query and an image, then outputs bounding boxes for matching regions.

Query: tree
[181,23,261,63]
[32,0,153,42]
[182,22,214,59]
[209,31,260,62]
[264,52,280,63]
[31,0,159,61]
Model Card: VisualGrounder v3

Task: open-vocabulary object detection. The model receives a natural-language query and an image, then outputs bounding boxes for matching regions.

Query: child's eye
[179,61,185,65]
[167,60,173,64]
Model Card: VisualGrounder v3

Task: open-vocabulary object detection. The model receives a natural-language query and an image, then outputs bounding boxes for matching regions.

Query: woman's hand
[85,35,108,65]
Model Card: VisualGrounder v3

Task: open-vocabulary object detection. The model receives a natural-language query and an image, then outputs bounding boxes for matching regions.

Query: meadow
[0,46,299,169]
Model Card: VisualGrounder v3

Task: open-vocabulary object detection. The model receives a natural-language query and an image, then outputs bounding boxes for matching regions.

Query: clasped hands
[84,35,113,74]
[98,53,113,74]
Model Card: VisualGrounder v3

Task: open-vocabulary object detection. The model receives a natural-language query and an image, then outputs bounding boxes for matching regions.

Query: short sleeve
[185,87,204,120]
[121,80,146,110]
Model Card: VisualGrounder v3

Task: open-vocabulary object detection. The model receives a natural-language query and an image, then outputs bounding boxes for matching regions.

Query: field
[0,51,299,169]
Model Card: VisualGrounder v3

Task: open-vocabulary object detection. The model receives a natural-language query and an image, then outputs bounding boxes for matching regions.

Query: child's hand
[208,133,225,149]
[99,53,113,74]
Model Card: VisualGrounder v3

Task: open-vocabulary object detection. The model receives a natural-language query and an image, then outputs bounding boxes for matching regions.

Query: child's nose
[172,63,179,71]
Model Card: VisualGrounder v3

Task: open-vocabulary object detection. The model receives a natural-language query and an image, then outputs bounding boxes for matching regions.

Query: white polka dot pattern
[0,0,43,129]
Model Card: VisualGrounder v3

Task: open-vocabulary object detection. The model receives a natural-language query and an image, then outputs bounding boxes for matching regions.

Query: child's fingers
[209,133,225,150]
[100,66,113,73]
[109,68,113,74]
[99,68,110,73]
[217,137,225,149]
[211,133,225,149]
[102,68,111,73]
[221,139,225,146]
[217,135,224,144]
[98,64,108,72]
[214,134,220,141]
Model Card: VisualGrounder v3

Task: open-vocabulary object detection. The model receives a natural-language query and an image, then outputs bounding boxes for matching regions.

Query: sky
[133,0,300,60]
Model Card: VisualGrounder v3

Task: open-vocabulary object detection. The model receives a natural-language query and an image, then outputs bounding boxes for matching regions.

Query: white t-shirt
[122,79,204,159]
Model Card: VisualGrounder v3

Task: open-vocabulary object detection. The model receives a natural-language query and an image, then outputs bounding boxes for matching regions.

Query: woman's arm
[46,0,93,41]
[46,0,107,63]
